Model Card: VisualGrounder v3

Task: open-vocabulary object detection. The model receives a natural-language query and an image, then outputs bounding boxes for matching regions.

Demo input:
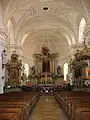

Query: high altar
[33,46,58,84]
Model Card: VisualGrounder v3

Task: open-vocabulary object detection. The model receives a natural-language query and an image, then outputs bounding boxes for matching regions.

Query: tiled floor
[30,96,68,120]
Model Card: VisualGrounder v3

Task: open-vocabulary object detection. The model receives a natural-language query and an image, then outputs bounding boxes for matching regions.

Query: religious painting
[42,59,50,73]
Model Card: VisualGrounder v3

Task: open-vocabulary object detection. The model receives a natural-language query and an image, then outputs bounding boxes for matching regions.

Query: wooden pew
[0,108,23,120]
[0,91,40,120]
[0,101,30,119]
[54,91,90,120]
[75,108,90,120]
[0,113,19,120]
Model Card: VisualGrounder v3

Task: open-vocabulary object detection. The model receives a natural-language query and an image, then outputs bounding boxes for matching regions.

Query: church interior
[0,0,90,120]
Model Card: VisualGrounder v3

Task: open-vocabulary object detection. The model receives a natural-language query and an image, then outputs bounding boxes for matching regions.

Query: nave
[0,90,90,120]
[30,96,68,120]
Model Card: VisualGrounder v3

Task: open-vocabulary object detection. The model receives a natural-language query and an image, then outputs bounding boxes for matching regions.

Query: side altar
[33,46,59,84]
[6,52,22,87]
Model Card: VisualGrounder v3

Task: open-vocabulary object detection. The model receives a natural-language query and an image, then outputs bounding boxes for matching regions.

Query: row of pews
[54,91,90,120]
[0,91,40,120]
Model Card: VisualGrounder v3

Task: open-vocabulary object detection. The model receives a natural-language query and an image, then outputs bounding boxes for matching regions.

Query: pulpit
[68,42,90,87]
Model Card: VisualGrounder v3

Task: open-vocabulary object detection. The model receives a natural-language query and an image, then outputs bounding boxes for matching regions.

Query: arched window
[79,18,86,43]
[24,63,29,77]
[64,63,68,81]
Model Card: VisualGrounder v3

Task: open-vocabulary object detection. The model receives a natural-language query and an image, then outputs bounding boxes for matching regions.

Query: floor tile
[30,96,68,120]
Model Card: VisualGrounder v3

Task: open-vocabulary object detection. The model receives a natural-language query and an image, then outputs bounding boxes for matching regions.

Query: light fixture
[46,90,48,92]
[43,7,48,10]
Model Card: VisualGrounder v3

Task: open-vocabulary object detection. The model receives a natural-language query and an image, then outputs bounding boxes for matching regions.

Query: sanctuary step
[30,96,68,120]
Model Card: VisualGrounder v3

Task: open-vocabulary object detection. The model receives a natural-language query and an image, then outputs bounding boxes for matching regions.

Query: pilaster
[0,30,8,93]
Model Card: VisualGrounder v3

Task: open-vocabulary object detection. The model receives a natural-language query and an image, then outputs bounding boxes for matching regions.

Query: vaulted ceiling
[2,0,90,63]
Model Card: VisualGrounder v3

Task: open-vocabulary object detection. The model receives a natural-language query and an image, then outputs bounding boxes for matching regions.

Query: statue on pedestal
[31,66,35,75]
[57,66,61,75]
[21,73,27,86]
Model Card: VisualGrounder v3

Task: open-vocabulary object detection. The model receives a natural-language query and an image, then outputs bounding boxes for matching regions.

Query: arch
[7,19,15,44]
[16,17,76,46]
[79,18,86,43]
[21,33,28,45]
[64,63,68,81]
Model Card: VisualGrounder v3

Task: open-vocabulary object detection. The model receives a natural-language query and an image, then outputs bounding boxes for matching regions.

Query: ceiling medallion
[43,7,48,10]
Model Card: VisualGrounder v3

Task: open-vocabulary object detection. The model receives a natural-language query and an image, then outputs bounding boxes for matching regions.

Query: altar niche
[33,46,58,74]
[42,46,50,73]
[42,59,50,73]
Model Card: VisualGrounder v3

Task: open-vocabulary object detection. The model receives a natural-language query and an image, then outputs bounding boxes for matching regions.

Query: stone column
[50,60,53,73]
[51,60,54,73]
[40,60,42,73]
[37,60,38,74]
[0,32,8,93]
[54,60,56,74]
[0,3,9,93]
[0,42,3,93]
[34,59,37,74]
[35,59,38,74]
[38,60,41,73]
[54,59,57,75]
[52,60,54,74]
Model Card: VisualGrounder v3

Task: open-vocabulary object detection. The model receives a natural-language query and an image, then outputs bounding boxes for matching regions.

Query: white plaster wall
[0,41,4,93]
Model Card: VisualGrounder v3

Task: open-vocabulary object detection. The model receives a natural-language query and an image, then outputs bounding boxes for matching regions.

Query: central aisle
[30,96,68,120]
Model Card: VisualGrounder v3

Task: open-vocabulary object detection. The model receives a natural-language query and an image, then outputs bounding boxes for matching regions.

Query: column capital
[8,45,23,57]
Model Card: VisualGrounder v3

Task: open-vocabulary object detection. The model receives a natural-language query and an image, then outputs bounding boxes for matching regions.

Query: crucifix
[42,46,50,73]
